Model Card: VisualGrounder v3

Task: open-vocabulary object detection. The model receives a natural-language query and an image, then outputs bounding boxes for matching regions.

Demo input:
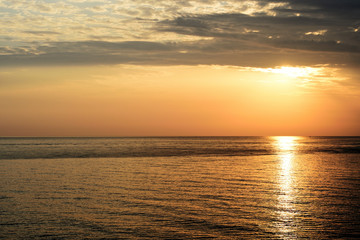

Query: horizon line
[1,135,359,138]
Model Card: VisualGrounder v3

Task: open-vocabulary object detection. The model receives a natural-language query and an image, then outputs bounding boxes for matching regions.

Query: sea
[0,136,359,239]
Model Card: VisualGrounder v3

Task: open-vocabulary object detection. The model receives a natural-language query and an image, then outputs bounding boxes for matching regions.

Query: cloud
[269,0,360,16]
[0,41,178,66]
[152,0,360,67]
[1,39,359,68]
[0,0,359,68]
[159,12,359,53]
[23,31,60,36]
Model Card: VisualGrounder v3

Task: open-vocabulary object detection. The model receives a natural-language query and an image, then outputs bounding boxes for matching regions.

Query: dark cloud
[159,12,359,53]
[269,0,360,17]
[153,0,360,67]
[0,41,179,67]
[1,40,359,68]
[37,41,175,53]
[23,31,60,35]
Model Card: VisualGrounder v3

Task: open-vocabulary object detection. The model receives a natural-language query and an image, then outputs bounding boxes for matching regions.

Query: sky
[0,0,359,136]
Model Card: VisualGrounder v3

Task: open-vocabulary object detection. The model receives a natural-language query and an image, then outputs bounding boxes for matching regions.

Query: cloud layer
[0,0,359,67]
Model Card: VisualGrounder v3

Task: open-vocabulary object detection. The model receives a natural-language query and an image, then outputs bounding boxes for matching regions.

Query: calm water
[0,137,359,239]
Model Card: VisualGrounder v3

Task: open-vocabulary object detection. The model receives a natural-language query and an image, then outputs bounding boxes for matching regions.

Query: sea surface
[0,136,359,239]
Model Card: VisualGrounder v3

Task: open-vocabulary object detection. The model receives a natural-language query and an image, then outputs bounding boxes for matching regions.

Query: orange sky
[1,65,359,136]
[0,0,359,136]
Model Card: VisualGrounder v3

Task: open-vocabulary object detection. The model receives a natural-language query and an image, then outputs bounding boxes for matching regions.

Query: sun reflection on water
[272,136,299,238]
[275,136,297,151]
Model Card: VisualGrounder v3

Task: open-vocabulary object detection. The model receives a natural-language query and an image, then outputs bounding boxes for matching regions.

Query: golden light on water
[275,136,298,151]
[273,136,299,237]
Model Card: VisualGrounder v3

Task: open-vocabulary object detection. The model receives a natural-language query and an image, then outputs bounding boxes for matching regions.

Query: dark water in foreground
[0,137,359,239]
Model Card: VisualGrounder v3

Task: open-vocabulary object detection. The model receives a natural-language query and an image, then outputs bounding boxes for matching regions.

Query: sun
[269,66,317,78]
[250,66,319,79]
